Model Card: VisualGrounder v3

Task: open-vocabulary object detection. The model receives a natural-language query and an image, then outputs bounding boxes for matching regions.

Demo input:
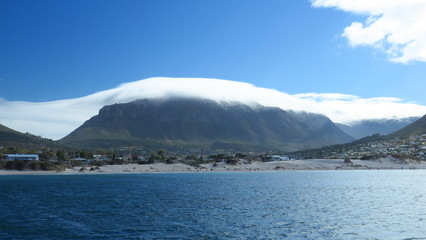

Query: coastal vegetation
[0,144,270,171]
[3,116,426,171]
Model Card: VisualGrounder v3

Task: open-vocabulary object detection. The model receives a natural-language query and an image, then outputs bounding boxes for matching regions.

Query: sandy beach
[1,156,426,175]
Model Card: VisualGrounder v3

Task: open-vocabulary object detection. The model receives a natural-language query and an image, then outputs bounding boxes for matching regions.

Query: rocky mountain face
[336,117,420,139]
[60,98,354,152]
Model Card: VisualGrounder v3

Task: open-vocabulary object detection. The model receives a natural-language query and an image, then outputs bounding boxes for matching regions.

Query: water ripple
[1,171,426,239]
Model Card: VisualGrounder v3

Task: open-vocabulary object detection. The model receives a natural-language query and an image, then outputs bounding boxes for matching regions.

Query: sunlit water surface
[1,170,426,239]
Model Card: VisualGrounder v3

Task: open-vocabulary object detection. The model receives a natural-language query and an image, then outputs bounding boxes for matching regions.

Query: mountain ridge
[389,114,426,138]
[0,123,56,149]
[336,117,420,139]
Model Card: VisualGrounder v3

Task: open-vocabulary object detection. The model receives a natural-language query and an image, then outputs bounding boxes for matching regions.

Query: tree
[56,150,68,161]
[157,150,165,159]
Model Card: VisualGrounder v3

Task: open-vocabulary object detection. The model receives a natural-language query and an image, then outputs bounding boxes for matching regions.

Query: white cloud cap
[1,77,425,139]
[312,0,426,63]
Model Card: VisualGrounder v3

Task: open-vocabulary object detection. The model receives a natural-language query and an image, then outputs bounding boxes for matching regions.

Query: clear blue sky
[1,0,426,104]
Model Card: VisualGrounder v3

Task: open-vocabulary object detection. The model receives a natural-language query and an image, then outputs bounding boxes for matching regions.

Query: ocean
[1,170,426,239]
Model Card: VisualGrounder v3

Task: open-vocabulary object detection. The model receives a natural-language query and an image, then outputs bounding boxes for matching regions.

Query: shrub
[5,161,17,170]
[0,160,7,169]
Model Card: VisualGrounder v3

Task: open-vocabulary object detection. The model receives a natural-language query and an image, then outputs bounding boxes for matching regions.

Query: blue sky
[1,0,426,104]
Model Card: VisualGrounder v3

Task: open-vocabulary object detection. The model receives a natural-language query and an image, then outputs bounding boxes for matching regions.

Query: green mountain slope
[0,123,56,149]
[389,114,426,138]
[60,98,354,152]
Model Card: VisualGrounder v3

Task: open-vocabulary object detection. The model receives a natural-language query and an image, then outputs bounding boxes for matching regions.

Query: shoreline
[1,157,426,176]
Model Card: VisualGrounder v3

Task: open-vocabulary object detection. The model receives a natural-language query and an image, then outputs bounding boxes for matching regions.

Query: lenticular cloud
[0,77,425,139]
[311,0,426,63]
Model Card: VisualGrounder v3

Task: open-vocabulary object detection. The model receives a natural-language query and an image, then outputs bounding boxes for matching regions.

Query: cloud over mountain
[0,77,425,140]
[311,0,426,63]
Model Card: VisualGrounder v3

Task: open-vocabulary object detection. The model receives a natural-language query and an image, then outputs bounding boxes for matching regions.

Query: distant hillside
[389,114,426,138]
[0,123,56,149]
[336,117,420,139]
[291,114,426,160]
[60,98,354,152]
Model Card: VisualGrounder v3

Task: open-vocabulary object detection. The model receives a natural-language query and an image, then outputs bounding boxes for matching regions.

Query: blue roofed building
[6,154,39,161]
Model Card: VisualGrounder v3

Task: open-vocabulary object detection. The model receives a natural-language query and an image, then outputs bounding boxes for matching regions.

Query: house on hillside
[6,154,39,161]
[93,155,109,161]
[269,155,290,161]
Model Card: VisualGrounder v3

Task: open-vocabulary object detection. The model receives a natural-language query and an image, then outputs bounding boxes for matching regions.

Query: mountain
[336,117,420,139]
[389,114,426,138]
[0,123,56,149]
[60,98,354,152]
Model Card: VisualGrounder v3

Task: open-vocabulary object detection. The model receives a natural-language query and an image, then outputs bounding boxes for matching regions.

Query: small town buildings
[269,155,291,161]
[93,155,109,161]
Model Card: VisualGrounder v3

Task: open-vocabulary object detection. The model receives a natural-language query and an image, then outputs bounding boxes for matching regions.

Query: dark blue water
[1,171,426,240]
